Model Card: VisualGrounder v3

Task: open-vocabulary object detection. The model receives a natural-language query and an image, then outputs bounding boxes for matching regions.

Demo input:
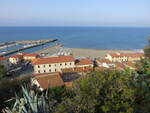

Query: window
[44,70,46,73]
[65,63,67,66]
[38,65,40,68]
[38,70,40,73]
[49,65,51,67]
[55,64,57,67]
[55,69,57,72]
[49,69,51,72]
[60,63,62,66]
[43,65,45,68]
[70,63,72,65]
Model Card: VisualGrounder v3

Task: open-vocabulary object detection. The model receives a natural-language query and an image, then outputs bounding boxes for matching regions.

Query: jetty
[0,39,57,56]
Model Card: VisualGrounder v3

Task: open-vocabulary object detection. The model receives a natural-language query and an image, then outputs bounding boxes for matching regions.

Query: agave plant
[3,85,56,113]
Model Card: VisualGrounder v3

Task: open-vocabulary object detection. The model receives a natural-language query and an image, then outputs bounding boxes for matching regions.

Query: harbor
[0,39,57,56]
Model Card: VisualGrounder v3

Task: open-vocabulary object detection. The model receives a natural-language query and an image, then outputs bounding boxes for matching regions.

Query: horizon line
[0,25,150,28]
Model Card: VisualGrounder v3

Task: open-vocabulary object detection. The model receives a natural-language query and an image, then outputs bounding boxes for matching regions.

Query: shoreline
[34,45,140,59]
[69,47,141,51]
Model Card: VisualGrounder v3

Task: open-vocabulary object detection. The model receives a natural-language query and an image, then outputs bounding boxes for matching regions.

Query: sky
[0,0,150,27]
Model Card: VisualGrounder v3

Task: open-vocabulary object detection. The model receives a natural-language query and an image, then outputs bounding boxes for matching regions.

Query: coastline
[34,45,138,59]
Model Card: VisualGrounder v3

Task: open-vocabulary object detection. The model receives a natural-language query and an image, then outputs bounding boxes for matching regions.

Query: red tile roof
[34,72,64,89]
[94,66,106,71]
[10,54,22,58]
[127,53,144,58]
[108,52,144,58]
[75,58,93,65]
[109,53,128,57]
[124,62,137,69]
[32,56,75,65]
[114,62,126,69]
[74,66,93,72]
[65,82,73,88]
[0,57,8,61]
[61,68,74,73]
[24,53,38,57]
[96,59,112,63]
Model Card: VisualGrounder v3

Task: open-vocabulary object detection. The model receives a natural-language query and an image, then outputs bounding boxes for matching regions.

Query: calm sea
[0,27,150,50]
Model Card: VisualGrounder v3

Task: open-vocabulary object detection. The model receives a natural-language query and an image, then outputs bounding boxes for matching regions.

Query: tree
[144,46,150,57]
[4,63,150,113]
[136,58,150,74]
[56,70,134,113]
[144,36,150,57]
[0,64,6,79]
[57,69,150,113]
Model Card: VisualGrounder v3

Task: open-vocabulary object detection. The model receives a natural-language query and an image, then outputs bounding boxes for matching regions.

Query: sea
[0,26,150,53]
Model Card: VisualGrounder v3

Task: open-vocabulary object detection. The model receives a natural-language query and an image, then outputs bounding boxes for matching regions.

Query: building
[32,72,64,91]
[94,66,106,71]
[0,57,11,70]
[32,56,75,74]
[113,62,126,70]
[105,52,144,63]
[124,62,137,70]
[105,53,128,62]
[9,54,23,64]
[23,53,38,61]
[96,59,115,68]
[127,53,144,62]
[75,58,93,72]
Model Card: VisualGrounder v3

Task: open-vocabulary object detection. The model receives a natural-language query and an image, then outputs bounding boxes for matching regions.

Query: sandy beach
[70,48,134,59]
[34,45,136,59]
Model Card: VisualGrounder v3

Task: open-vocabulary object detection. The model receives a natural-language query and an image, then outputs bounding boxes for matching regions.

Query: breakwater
[0,39,57,56]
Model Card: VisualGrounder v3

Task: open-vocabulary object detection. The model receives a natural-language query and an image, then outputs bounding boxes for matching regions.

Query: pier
[0,39,57,56]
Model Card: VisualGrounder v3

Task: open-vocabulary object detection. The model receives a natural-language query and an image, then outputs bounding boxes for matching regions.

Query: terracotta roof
[124,62,137,69]
[65,82,73,88]
[94,66,106,71]
[74,66,93,72]
[24,53,38,57]
[0,57,8,61]
[114,62,126,69]
[75,58,93,65]
[127,53,144,58]
[108,52,144,58]
[32,56,75,65]
[34,72,64,89]
[96,59,112,63]
[10,54,22,58]
[74,67,84,72]
[61,68,74,73]
[108,53,128,57]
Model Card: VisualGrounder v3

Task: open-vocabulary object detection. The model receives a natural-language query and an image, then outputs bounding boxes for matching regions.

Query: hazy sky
[0,0,150,27]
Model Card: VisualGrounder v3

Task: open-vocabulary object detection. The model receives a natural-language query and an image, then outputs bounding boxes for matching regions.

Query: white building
[23,53,38,61]
[32,56,75,74]
[96,59,115,68]
[105,53,128,62]
[105,52,144,63]
[9,54,22,64]
[74,58,93,72]
[32,72,64,91]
